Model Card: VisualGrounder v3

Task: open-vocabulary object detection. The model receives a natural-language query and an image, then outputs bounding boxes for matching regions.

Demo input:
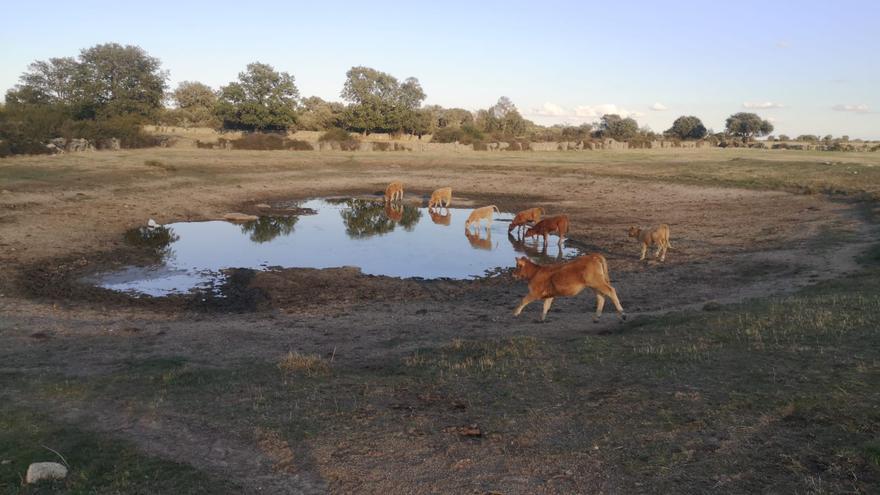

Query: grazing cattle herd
[385,181,672,322]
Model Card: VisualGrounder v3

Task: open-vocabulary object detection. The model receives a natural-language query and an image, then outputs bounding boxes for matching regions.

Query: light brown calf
[508,207,544,235]
[524,215,569,245]
[385,181,404,203]
[428,187,452,209]
[628,224,672,261]
[464,205,500,232]
[512,255,625,322]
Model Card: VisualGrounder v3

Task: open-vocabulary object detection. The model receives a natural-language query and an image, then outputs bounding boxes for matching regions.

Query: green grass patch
[0,409,236,494]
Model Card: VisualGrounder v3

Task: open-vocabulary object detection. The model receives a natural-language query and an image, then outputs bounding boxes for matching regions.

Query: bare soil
[1,149,877,493]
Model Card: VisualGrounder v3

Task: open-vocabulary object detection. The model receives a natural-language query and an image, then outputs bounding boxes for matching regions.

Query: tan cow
[508,207,544,235]
[385,181,404,203]
[628,224,672,261]
[512,254,625,322]
[524,215,569,246]
[464,205,500,232]
[428,187,452,209]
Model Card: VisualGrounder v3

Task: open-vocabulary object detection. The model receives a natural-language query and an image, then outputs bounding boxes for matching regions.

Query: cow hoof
[619,314,627,323]
[592,317,600,324]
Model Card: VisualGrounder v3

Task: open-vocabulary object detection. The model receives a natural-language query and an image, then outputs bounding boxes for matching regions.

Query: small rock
[255,203,271,209]
[26,462,68,484]
[222,212,259,222]
[0,459,10,465]
[0,190,10,195]
[147,218,159,229]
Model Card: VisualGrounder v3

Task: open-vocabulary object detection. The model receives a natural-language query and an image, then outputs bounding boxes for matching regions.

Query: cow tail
[492,205,500,214]
[598,255,611,284]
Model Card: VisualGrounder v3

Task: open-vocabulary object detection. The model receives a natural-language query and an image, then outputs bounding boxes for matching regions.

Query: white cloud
[650,102,668,111]
[531,102,568,117]
[832,104,870,113]
[526,102,643,123]
[743,101,785,109]
[573,104,643,119]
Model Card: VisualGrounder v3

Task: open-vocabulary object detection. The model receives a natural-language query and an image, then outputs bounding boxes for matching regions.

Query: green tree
[170,81,218,127]
[475,97,528,138]
[76,43,167,119]
[665,115,707,140]
[724,112,773,141]
[598,114,639,140]
[340,66,426,134]
[297,96,345,131]
[435,107,474,128]
[215,62,299,132]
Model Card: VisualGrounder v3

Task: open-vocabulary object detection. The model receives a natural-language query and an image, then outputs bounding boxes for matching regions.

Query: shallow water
[94,198,580,296]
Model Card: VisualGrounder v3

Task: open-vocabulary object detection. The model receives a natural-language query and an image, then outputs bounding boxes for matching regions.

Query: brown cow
[628,224,672,261]
[428,187,452,209]
[508,207,544,235]
[464,205,500,232]
[512,255,625,322]
[385,181,404,203]
[524,215,569,246]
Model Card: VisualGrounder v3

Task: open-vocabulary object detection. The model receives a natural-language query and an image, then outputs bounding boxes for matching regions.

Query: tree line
[1,42,829,157]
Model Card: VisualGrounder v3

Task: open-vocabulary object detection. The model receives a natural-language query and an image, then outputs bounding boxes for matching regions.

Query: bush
[431,124,484,144]
[319,128,359,150]
[318,128,354,142]
[229,133,315,151]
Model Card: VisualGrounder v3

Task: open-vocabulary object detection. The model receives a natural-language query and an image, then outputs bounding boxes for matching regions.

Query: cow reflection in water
[384,202,404,222]
[465,229,494,250]
[339,199,422,238]
[508,231,563,260]
[428,207,451,226]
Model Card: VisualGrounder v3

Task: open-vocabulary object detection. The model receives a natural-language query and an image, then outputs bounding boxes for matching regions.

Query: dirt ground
[1,148,878,493]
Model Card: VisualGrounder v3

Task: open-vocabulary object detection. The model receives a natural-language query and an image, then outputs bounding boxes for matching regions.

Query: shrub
[228,133,315,151]
[319,128,359,150]
[431,124,485,144]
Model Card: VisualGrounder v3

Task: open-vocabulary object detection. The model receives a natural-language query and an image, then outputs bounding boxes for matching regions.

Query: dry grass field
[1,147,879,494]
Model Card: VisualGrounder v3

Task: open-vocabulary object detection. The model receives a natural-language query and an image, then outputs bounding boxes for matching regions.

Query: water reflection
[508,231,563,260]
[96,198,581,296]
[428,207,452,226]
[240,216,299,243]
[340,199,422,238]
[123,225,179,257]
[465,229,494,250]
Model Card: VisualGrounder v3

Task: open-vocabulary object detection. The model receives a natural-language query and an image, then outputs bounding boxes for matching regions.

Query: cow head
[627,226,640,238]
[512,256,532,280]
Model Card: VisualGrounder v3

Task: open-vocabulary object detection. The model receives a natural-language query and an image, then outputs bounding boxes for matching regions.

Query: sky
[2,0,879,139]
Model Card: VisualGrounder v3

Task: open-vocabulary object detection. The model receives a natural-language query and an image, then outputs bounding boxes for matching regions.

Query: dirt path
[1,149,876,492]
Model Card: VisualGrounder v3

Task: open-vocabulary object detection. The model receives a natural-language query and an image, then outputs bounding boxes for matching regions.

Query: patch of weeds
[0,408,236,494]
[404,336,540,375]
[863,442,880,467]
[143,159,177,171]
[277,352,331,377]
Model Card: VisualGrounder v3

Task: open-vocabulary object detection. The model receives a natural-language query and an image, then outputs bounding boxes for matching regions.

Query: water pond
[93,198,581,296]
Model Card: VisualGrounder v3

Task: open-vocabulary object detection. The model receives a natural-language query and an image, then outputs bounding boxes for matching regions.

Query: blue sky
[2,0,878,138]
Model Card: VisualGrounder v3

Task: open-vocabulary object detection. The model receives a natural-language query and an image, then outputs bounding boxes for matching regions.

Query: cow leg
[514,294,538,317]
[598,284,626,321]
[640,244,647,261]
[541,298,554,321]
[594,293,606,322]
